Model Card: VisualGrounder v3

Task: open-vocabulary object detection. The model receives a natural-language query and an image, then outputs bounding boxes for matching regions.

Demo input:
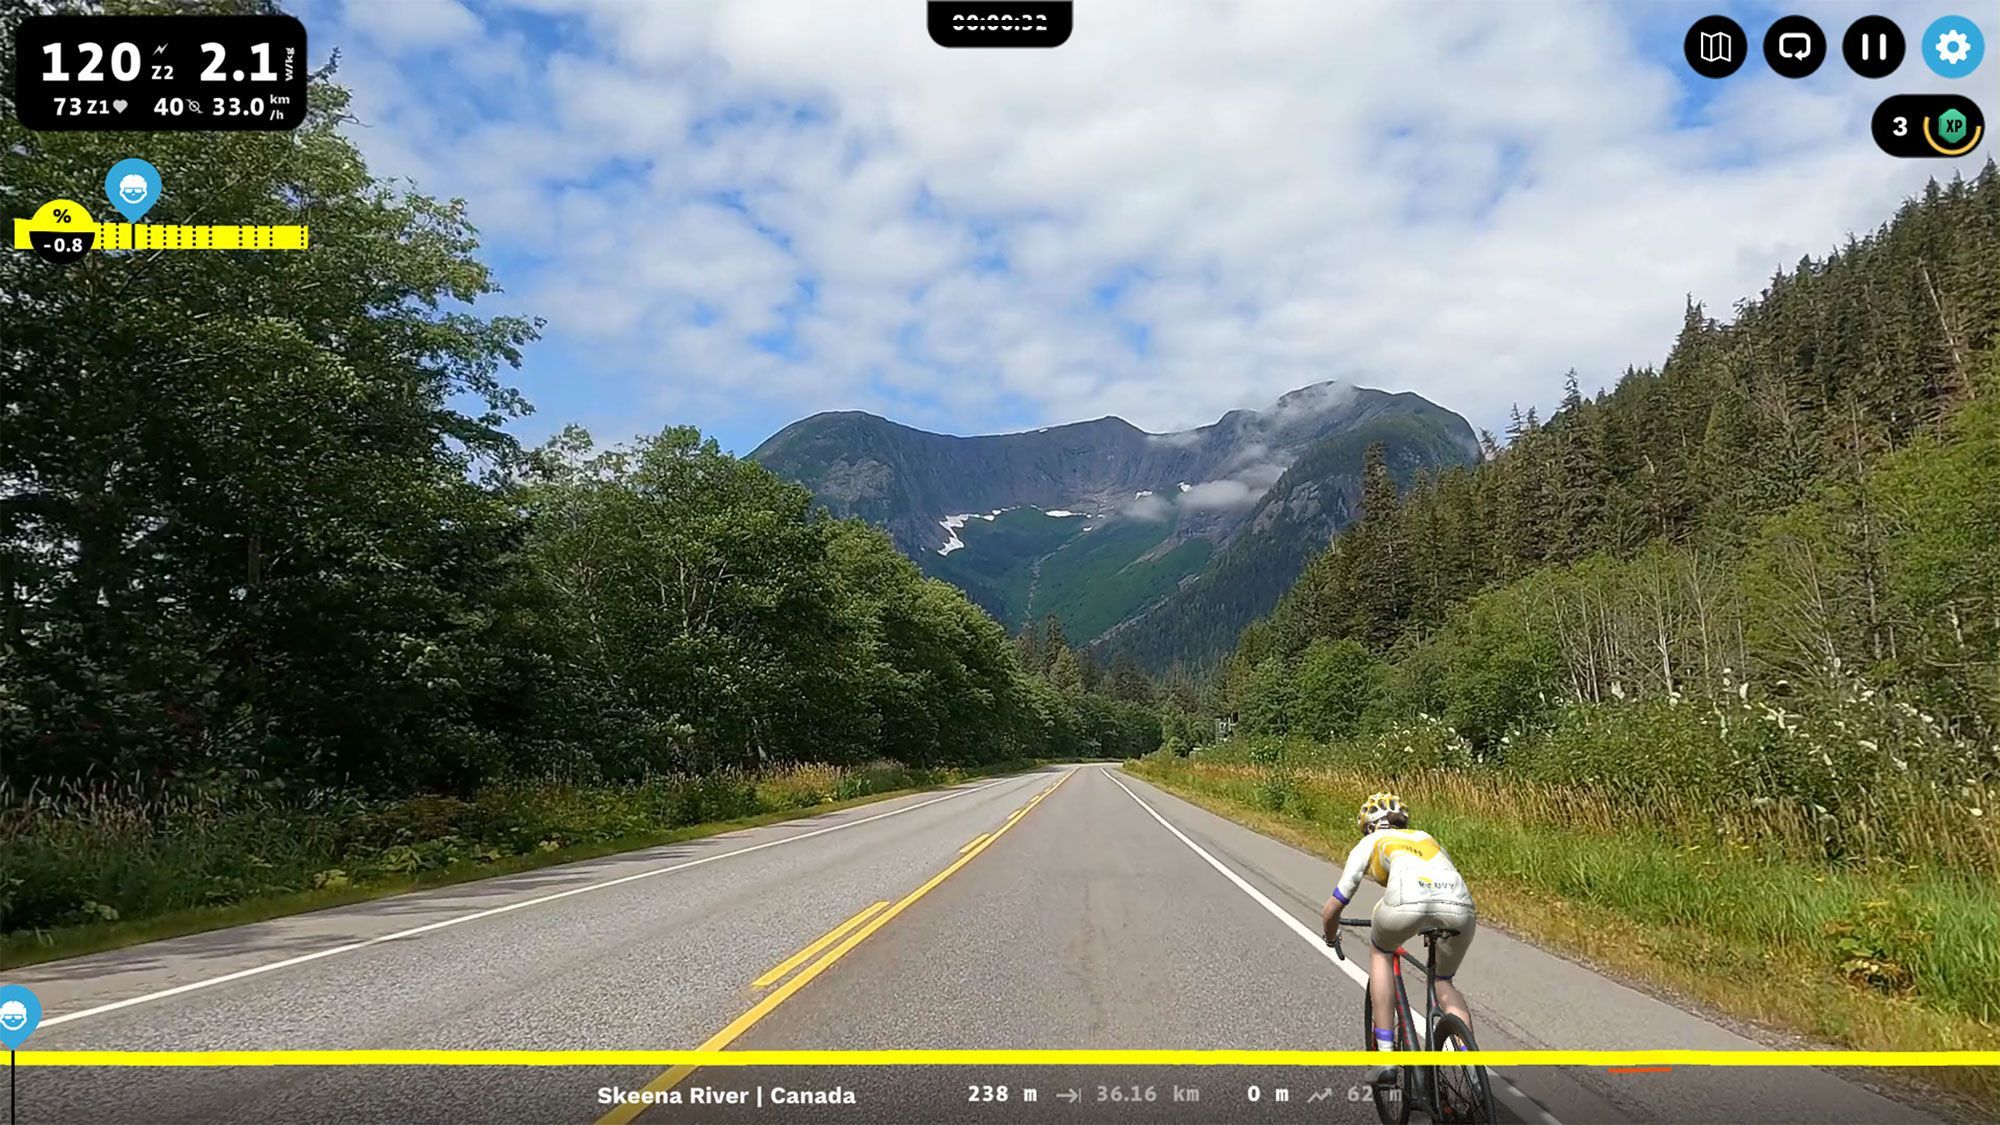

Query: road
[5,764,1939,1124]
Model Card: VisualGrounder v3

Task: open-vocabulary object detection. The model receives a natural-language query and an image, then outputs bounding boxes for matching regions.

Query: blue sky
[295,0,1989,455]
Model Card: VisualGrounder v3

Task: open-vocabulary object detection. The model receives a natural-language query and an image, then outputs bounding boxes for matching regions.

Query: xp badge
[1871,94,1984,157]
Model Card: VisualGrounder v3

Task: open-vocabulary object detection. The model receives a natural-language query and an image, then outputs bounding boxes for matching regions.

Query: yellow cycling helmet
[1357,791,1406,833]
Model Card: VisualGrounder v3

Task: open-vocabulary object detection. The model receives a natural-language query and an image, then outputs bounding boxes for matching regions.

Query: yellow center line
[751,901,890,989]
[958,833,991,855]
[596,770,1075,1125]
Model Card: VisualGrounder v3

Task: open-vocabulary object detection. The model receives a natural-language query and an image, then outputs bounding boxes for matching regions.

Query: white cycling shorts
[1370,900,1477,980]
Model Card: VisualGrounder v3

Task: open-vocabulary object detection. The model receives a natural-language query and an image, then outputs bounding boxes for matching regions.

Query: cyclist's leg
[1368,902,1421,1042]
[1368,942,1398,1035]
[1366,904,1421,1088]
[1429,909,1478,1027]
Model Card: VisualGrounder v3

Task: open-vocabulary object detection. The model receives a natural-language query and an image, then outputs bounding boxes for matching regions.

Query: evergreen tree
[1109,652,1153,703]
[1042,614,1070,674]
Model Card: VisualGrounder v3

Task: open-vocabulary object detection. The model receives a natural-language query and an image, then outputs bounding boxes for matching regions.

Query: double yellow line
[596,770,1073,1125]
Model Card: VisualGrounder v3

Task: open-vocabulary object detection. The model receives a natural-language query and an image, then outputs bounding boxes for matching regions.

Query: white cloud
[1180,480,1261,512]
[351,0,481,52]
[1124,493,1174,522]
[318,0,1985,443]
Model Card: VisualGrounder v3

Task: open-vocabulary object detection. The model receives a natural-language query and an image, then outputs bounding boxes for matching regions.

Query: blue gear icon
[1923,15,1984,77]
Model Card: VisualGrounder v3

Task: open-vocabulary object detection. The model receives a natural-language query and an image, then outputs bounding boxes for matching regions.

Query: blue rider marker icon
[0,983,43,1050]
[104,158,163,223]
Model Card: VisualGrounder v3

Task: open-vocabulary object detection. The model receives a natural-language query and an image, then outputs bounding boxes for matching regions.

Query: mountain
[1093,411,1485,670]
[750,382,1478,664]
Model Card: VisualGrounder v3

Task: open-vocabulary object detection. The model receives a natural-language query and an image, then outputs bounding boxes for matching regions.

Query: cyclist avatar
[1321,792,1478,1084]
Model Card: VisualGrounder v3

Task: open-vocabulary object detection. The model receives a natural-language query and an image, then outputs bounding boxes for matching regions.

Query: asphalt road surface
[6,764,1942,1124]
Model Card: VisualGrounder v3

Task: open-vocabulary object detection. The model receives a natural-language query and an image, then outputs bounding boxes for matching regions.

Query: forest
[0,46,1155,940]
[1210,165,2000,873]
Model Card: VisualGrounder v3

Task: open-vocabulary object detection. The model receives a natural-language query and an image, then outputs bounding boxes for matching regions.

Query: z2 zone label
[13,14,308,132]
[928,4,1073,48]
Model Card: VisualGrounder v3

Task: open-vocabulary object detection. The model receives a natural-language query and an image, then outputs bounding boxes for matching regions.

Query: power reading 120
[1871,94,1984,158]
[12,14,308,132]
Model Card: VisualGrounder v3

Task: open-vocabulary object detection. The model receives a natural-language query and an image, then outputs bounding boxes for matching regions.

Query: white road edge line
[42,773,1030,1028]
[1102,768,1561,1125]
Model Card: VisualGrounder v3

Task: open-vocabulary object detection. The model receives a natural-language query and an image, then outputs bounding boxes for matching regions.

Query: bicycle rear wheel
[1361,979,1409,1125]
[1429,1012,1497,1124]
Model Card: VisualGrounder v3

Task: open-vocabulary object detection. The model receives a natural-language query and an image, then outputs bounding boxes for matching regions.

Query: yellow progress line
[15,1049,2000,1068]
[958,833,991,855]
[595,770,1076,1125]
[751,901,889,989]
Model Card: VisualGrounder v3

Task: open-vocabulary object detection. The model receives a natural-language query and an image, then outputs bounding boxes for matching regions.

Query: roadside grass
[1,759,1046,969]
[1126,755,2000,1111]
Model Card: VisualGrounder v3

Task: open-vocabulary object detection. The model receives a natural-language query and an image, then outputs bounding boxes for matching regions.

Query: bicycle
[1331,917,1497,1125]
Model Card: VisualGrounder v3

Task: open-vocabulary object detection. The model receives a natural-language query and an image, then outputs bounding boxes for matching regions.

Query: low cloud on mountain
[1122,493,1176,522]
[1179,479,1263,512]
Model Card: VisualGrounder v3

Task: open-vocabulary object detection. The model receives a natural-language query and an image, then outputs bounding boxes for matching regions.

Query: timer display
[13,14,308,132]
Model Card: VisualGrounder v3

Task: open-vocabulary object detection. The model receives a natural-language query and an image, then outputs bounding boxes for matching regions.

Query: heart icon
[113,99,127,113]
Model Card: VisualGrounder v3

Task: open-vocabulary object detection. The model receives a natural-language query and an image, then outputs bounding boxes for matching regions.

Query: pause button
[1844,15,1906,78]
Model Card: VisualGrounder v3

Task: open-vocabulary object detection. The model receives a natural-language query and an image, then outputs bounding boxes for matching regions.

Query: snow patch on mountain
[937,513,975,555]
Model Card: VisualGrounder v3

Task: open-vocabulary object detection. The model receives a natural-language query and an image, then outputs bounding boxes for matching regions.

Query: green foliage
[1293,638,1381,741]
[510,426,873,776]
[1075,694,1163,760]
[0,762,995,935]
[1156,708,1211,755]
[1234,657,1296,737]
[1,54,537,793]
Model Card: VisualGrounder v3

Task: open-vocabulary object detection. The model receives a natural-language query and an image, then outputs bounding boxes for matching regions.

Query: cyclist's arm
[1322,836,1374,941]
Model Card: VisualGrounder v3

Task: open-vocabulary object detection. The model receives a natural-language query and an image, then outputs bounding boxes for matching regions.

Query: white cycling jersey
[1332,827,1475,911]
